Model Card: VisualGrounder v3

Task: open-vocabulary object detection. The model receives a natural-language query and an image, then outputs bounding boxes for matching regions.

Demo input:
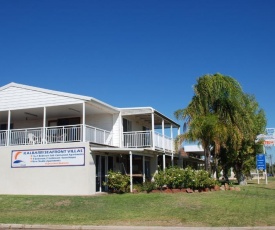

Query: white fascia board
[119,107,180,127]
[119,107,154,115]
[184,145,204,152]
[90,147,145,152]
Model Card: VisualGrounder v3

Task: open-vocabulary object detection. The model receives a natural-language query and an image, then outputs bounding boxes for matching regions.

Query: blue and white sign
[256,154,266,170]
[11,147,85,168]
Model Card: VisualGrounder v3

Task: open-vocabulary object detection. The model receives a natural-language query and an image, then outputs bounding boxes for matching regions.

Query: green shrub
[165,167,185,189]
[150,166,217,191]
[154,169,166,190]
[104,170,130,193]
[182,167,196,189]
[142,181,156,193]
[133,183,143,193]
[195,170,212,189]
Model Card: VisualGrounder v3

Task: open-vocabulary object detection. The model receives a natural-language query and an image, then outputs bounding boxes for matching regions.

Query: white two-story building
[0,82,180,195]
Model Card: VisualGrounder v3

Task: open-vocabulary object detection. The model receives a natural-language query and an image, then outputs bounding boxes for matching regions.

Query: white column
[130,151,133,192]
[7,110,11,146]
[43,107,46,143]
[163,154,166,171]
[151,113,155,150]
[119,112,122,148]
[156,155,159,172]
[83,102,86,142]
[171,124,174,166]
[162,119,165,151]
[143,155,145,183]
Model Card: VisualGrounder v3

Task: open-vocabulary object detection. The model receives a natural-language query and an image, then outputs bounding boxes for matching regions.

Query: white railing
[123,131,152,148]
[45,125,82,143]
[86,125,113,145]
[123,131,175,152]
[0,130,7,146]
[154,132,174,152]
[1,125,113,146]
[1,126,174,152]
[10,128,43,145]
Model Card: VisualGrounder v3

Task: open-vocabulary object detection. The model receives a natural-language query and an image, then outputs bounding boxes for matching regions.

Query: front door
[95,155,113,192]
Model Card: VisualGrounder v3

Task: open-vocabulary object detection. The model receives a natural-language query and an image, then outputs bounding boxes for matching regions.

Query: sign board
[11,147,85,168]
[256,128,275,147]
[266,128,275,137]
[264,140,275,147]
[256,154,266,170]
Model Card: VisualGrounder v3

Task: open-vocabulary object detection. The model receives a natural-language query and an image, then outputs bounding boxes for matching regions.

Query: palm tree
[174,73,266,184]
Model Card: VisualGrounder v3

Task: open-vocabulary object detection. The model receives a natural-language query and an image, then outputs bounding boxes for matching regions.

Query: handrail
[2,125,113,146]
[85,125,113,145]
[123,131,152,148]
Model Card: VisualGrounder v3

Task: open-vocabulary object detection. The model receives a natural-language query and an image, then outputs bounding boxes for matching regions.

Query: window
[123,118,132,132]
[0,123,13,130]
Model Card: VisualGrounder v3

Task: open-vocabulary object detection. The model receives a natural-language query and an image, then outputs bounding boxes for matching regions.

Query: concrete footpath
[1,224,275,230]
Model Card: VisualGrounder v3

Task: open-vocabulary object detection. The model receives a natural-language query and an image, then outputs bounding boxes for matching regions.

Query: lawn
[0,178,275,227]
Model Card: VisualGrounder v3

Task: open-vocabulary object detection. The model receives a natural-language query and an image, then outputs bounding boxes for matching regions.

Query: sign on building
[11,147,85,168]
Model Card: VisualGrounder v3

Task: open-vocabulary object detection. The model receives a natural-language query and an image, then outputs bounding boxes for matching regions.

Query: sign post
[256,154,267,184]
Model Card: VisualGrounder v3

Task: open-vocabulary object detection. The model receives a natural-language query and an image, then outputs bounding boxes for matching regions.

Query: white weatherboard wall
[0,142,95,195]
[112,113,120,147]
[86,114,113,131]
[0,85,84,110]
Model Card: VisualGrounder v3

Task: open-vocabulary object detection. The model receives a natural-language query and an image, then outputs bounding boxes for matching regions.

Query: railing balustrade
[154,132,174,152]
[123,131,152,148]
[1,126,175,152]
[1,125,112,146]
[10,128,43,145]
[0,130,7,146]
[85,125,113,145]
[123,131,174,152]
[45,125,82,143]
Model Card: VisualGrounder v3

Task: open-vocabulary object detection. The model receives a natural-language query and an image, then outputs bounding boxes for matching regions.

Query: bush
[154,169,166,190]
[153,166,216,190]
[182,167,196,189]
[165,167,185,189]
[104,170,130,193]
[142,181,156,193]
[133,183,143,193]
[194,170,212,189]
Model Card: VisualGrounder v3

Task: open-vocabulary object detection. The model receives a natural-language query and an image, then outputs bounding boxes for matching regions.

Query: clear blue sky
[1,1,275,128]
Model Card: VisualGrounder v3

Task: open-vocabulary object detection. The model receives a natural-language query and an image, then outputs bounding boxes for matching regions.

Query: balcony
[0,125,113,147]
[123,131,175,153]
[0,126,176,152]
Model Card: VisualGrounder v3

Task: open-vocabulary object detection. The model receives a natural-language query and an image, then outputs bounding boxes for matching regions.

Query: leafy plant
[153,169,166,190]
[142,181,156,193]
[165,167,185,189]
[104,170,130,193]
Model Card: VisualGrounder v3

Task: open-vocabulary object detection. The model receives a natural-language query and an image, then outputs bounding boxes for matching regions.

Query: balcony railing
[123,131,175,152]
[0,125,113,146]
[154,132,174,152]
[123,131,152,148]
[0,130,7,146]
[86,125,113,146]
[1,126,175,152]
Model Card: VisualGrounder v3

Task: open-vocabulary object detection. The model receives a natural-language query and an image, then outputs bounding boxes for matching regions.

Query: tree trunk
[222,165,229,183]
[214,156,219,180]
[204,149,211,174]
[235,164,247,185]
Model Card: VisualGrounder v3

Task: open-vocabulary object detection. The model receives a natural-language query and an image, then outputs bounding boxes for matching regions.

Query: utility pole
[267,154,274,176]
[270,154,274,176]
